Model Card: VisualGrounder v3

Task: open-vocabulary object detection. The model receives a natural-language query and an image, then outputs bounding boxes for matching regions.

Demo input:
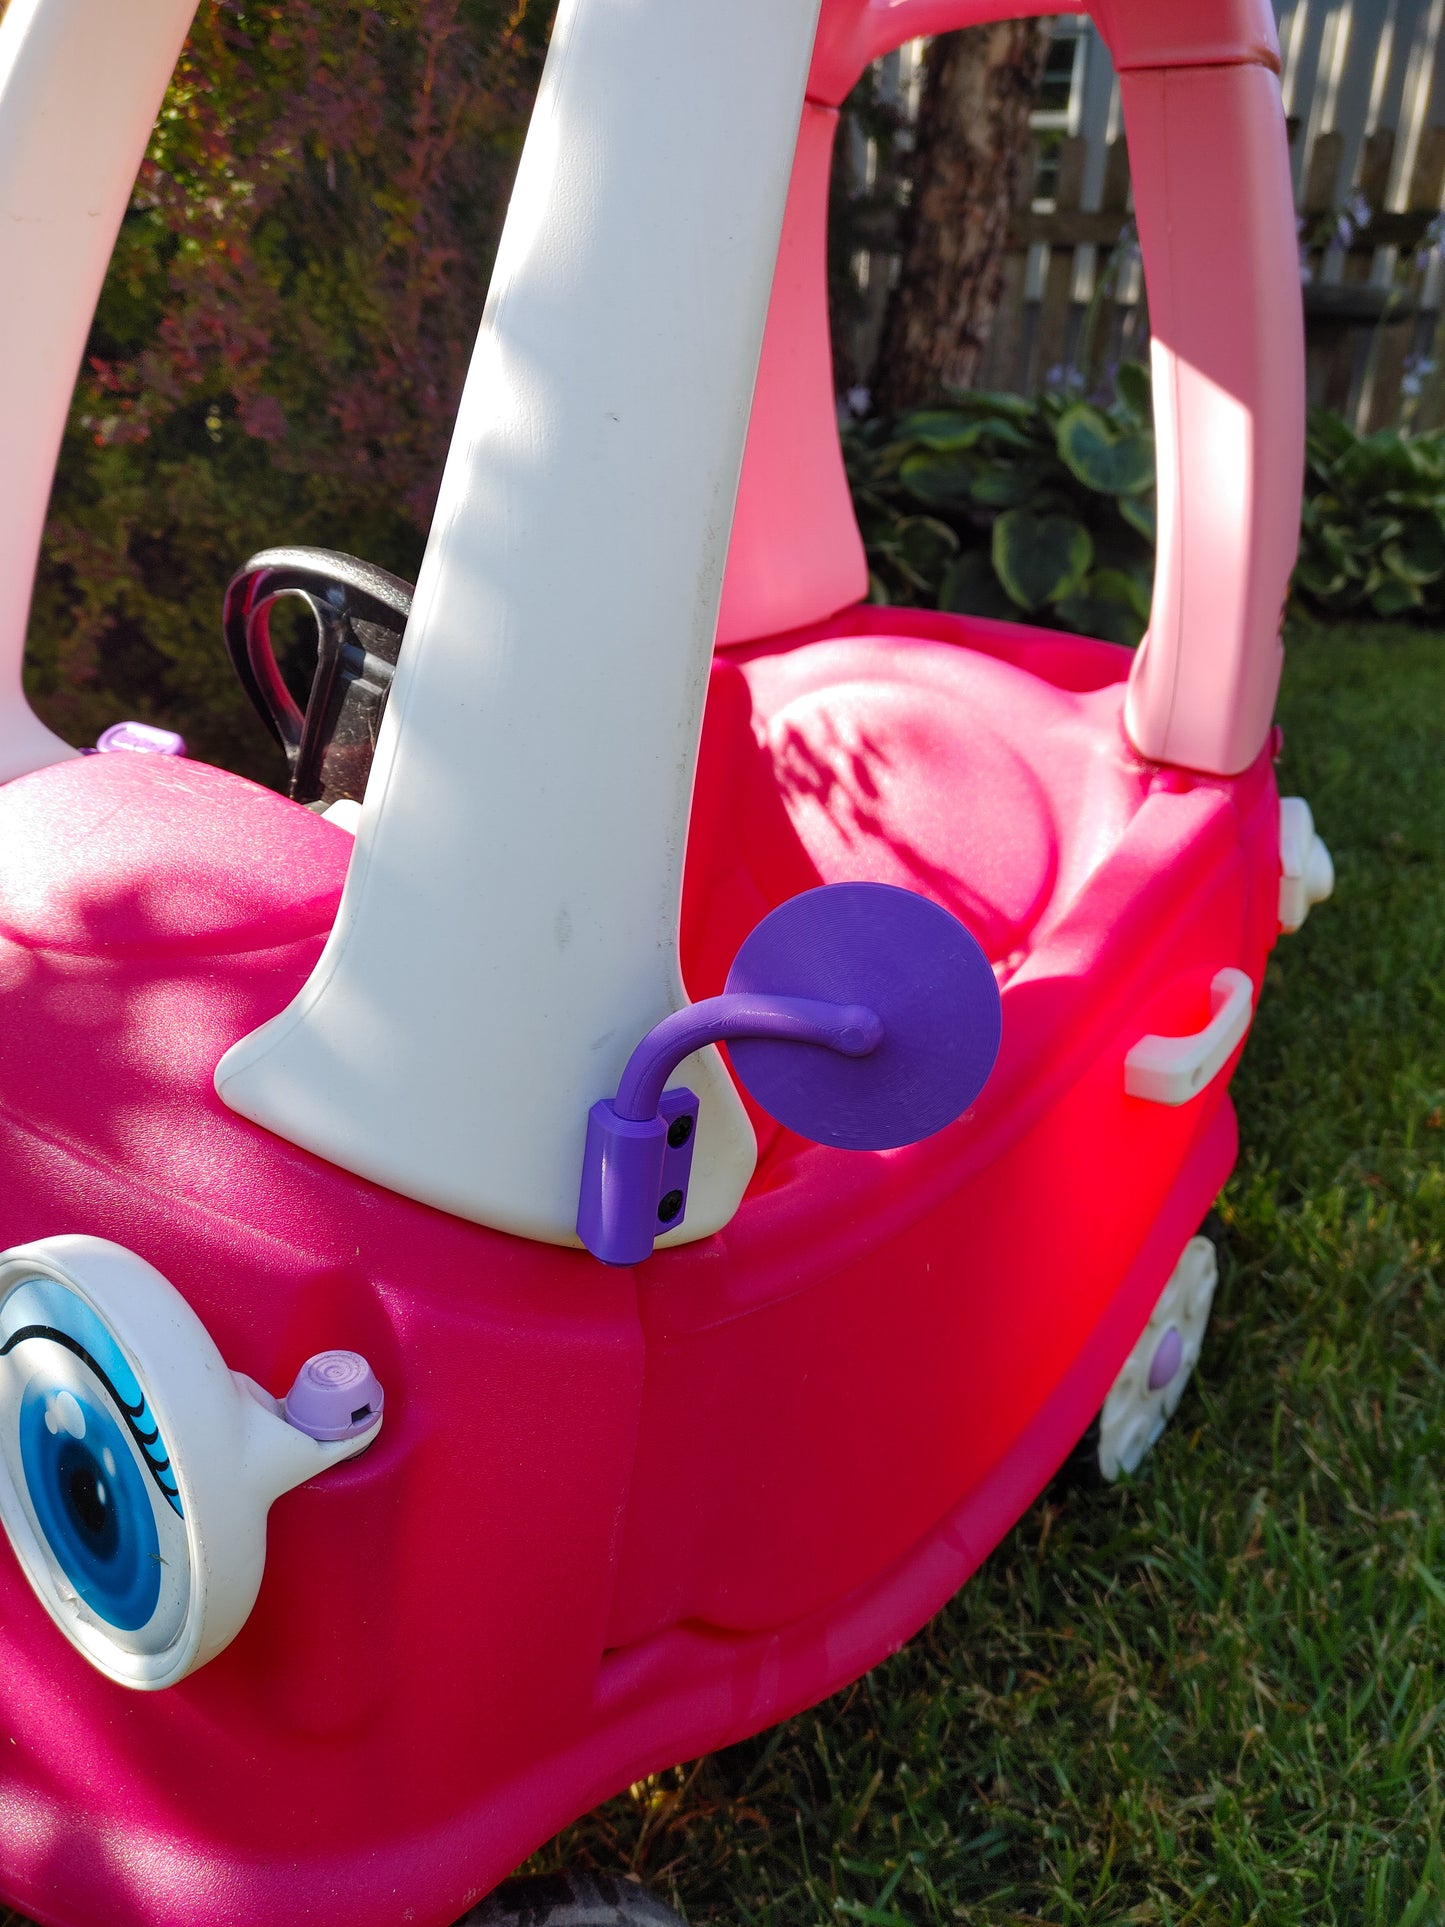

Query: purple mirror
[577,881,1002,1263]
[724,881,1001,1150]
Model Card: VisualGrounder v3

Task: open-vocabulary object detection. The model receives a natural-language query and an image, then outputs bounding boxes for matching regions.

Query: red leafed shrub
[27,0,552,780]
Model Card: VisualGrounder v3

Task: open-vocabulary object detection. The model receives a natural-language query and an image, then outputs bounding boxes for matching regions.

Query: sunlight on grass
[536,623,1445,1927]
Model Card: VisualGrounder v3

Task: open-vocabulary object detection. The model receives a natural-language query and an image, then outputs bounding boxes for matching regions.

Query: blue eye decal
[17,1378,161,1630]
[0,1274,190,1658]
[0,1278,182,1518]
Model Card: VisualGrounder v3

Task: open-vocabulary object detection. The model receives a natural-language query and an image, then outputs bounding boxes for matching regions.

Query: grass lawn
[2,622,1442,1927]
[532,622,1445,1927]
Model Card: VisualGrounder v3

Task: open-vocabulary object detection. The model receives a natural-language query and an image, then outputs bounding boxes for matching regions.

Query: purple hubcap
[1147,1326,1184,1392]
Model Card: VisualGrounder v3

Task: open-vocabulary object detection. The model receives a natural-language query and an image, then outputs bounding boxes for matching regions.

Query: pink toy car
[0,0,1332,1922]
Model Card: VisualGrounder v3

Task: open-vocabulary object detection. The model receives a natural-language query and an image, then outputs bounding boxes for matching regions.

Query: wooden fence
[859,119,1445,432]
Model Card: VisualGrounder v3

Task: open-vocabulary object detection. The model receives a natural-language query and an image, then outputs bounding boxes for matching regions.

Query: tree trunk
[873,21,1051,415]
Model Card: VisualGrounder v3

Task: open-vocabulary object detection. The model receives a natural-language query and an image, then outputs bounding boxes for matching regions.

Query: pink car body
[0,0,1323,1923]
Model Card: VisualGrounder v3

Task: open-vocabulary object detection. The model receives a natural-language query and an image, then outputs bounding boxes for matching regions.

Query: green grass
[3,623,1442,1927]
[531,623,1445,1927]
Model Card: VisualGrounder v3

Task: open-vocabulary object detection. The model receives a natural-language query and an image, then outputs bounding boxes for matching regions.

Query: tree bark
[873,21,1052,415]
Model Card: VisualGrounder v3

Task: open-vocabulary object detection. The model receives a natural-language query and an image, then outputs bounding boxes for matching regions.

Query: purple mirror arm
[613,994,882,1122]
[578,992,883,1267]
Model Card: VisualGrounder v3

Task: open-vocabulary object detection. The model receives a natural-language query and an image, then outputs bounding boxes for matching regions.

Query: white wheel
[1096,1235,1218,1481]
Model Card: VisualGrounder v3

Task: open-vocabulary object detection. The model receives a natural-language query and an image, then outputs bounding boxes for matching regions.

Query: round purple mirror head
[724,881,1001,1150]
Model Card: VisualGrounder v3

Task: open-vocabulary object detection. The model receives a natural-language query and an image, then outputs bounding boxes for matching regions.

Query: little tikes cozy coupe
[0,0,1334,1921]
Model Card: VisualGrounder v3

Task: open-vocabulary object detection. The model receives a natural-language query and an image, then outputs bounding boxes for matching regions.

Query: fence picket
[1079,135,1135,384]
[980,122,1445,431]
[1390,124,1445,429]
[844,99,1445,430]
[1313,127,1397,414]
[1030,135,1087,388]
[1303,128,1344,215]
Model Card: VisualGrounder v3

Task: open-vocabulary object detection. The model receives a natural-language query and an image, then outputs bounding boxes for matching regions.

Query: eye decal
[0,1274,191,1650]
[0,1236,385,1690]
[0,1277,182,1517]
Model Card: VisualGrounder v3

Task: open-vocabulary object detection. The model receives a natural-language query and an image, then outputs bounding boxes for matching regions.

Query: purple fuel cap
[284,1350,384,1442]
[96,720,187,757]
[724,881,1002,1150]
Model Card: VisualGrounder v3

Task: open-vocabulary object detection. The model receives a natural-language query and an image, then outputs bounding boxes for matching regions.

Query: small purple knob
[284,1351,384,1441]
[1147,1326,1184,1392]
[96,720,187,757]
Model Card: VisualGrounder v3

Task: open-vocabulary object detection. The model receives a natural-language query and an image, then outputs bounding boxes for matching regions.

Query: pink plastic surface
[807,0,1278,111]
[0,610,1285,1927]
[721,0,1304,779]
[1090,0,1280,72]
[716,102,867,646]
[1119,61,1304,774]
[0,0,1304,1915]
[807,0,1074,107]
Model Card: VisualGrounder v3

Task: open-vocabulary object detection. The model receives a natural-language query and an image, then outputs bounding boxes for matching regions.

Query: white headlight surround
[0,1236,380,1689]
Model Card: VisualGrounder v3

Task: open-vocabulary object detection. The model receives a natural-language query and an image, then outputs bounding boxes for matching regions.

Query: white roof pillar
[218,0,824,1247]
[0,0,199,780]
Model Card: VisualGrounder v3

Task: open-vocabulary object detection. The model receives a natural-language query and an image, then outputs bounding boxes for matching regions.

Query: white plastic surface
[321,798,363,836]
[1097,1234,1217,1481]
[1124,968,1254,1106]
[0,1236,377,1689]
[0,0,199,782]
[218,0,824,1247]
[1277,795,1335,933]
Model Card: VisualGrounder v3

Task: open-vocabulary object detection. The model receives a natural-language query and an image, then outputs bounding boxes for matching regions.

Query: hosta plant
[1295,410,1445,620]
[843,364,1157,648]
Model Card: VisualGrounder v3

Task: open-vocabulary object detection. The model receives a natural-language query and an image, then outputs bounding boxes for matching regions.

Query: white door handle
[1124,968,1254,1106]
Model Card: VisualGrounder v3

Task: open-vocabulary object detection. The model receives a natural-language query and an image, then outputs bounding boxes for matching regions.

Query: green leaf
[1056,405,1155,495]
[871,439,915,480]
[1119,493,1157,543]
[938,386,1038,424]
[898,449,978,508]
[1294,552,1350,599]
[1390,513,1445,583]
[1336,429,1431,499]
[1112,360,1151,426]
[1369,573,1424,616]
[894,409,1034,453]
[1306,518,1355,570]
[938,548,1017,621]
[991,509,1094,612]
[1055,591,1146,648]
[1353,514,1405,551]
[1305,406,1356,465]
[896,515,959,581]
[1405,436,1445,484]
[1088,565,1152,621]
[969,461,1054,510]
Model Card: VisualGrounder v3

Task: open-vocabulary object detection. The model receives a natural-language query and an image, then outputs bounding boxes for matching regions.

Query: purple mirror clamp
[577,993,883,1267]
